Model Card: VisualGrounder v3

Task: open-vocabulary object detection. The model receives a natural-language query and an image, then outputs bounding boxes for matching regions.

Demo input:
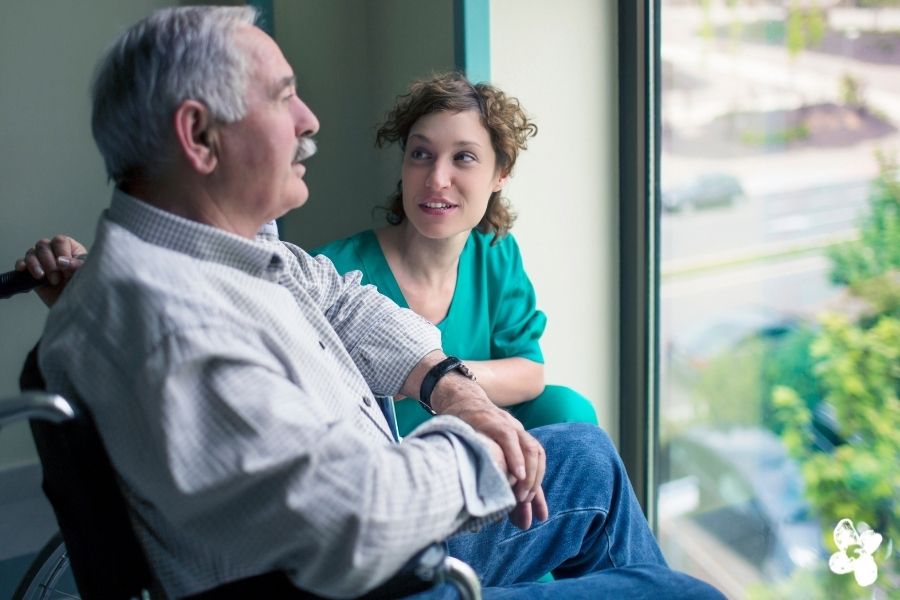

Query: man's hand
[442,395,548,530]
[16,235,87,308]
[402,352,548,530]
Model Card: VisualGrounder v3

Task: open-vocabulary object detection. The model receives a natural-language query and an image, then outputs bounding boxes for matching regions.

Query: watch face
[458,363,476,381]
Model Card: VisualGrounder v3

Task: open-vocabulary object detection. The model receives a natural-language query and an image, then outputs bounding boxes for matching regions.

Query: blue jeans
[409,423,724,599]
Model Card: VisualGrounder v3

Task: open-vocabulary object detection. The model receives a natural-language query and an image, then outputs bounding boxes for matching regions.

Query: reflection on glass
[656,2,899,598]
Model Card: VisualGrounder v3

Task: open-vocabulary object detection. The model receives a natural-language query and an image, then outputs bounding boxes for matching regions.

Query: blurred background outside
[656,1,899,598]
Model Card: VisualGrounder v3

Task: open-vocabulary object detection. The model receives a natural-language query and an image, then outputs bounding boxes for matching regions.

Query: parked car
[661,173,745,212]
[659,427,825,582]
[665,306,801,377]
[665,307,844,457]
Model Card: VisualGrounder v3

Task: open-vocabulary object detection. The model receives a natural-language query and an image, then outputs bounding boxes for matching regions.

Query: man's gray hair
[91,6,259,184]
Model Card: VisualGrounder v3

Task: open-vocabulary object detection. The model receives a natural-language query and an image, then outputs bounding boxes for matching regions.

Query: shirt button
[363,395,372,406]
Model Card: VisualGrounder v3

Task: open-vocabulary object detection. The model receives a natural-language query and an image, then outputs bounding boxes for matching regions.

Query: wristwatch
[417,356,476,415]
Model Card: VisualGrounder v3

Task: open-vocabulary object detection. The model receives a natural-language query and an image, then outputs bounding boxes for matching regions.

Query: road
[661,178,869,270]
[658,183,857,410]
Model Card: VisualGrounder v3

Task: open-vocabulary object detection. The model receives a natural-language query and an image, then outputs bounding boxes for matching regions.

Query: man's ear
[173,100,218,175]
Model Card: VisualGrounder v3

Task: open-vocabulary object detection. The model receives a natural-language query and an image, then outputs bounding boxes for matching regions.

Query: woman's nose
[426,161,451,190]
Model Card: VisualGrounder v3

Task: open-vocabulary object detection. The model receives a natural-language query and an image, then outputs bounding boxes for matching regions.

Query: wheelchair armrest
[355,542,481,600]
[436,557,481,600]
[0,392,75,427]
[186,542,481,600]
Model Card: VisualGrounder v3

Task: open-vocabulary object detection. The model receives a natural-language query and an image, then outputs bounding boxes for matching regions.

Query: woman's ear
[493,172,510,193]
[173,100,218,175]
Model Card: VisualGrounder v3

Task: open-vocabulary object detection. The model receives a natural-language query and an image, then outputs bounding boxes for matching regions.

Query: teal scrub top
[312,229,546,364]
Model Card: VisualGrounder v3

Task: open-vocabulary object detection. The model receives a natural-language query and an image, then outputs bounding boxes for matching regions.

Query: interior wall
[490,1,619,440]
[0,0,180,467]
[275,0,455,249]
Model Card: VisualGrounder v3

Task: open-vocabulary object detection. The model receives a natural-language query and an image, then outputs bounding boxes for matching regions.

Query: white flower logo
[828,518,882,587]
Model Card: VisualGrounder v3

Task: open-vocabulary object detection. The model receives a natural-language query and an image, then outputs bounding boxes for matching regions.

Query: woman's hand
[16,235,87,308]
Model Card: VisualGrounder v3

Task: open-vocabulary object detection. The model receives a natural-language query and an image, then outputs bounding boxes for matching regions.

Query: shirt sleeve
[488,234,547,363]
[282,241,440,397]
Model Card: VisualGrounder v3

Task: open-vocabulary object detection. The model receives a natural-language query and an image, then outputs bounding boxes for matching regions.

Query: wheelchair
[1,270,481,600]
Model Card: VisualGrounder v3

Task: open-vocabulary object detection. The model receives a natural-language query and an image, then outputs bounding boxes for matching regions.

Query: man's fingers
[531,485,549,523]
[512,430,544,502]
[50,235,86,268]
[23,237,87,284]
[24,250,46,280]
[509,500,533,530]
[494,426,526,481]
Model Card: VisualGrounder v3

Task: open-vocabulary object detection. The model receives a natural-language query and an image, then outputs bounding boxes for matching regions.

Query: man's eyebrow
[271,75,296,97]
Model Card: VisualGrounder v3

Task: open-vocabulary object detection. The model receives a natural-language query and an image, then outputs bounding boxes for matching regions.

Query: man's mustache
[294,137,317,163]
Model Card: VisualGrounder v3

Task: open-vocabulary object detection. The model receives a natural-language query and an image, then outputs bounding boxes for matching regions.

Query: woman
[312,72,597,435]
[15,73,597,437]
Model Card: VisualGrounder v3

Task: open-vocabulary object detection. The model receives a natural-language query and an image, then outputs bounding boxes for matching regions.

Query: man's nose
[293,97,320,138]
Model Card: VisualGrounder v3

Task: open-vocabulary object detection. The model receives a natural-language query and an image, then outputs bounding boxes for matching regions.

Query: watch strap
[418,356,476,415]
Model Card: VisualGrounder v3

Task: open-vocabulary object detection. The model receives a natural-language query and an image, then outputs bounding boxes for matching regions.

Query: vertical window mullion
[617,0,660,528]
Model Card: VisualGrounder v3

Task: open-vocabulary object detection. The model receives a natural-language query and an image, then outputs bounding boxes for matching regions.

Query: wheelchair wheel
[12,532,79,600]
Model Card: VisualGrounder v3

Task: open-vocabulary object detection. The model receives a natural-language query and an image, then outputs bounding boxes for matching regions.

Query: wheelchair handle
[0,392,76,427]
[0,269,44,299]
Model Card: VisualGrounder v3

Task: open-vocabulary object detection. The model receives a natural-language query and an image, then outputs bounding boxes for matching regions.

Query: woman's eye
[456,152,476,163]
[410,149,431,160]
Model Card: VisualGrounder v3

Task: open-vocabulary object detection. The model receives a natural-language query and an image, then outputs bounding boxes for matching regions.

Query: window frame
[617,0,661,528]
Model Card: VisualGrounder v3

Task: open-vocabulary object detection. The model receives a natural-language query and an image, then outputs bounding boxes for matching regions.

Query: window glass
[656,2,899,598]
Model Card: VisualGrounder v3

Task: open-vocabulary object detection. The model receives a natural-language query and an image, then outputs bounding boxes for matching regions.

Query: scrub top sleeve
[489,235,547,363]
[310,238,355,276]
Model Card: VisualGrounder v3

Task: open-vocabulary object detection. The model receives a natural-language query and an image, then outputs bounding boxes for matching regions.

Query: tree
[786,0,826,60]
[766,157,900,597]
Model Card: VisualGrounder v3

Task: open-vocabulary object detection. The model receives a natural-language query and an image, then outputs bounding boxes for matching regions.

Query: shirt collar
[106,189,281,276]
[258,220,279,240]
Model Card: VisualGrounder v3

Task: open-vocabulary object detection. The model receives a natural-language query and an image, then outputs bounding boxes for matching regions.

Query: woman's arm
[464,357,544,408]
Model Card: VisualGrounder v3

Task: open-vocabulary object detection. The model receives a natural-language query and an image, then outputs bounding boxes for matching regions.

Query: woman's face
[400,109,507,242]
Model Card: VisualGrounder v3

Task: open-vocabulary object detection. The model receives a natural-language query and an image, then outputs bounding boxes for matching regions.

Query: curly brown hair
[376,72,537,243]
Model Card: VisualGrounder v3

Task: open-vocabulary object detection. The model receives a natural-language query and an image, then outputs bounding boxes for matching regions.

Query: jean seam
[497,506,609,545]
[605,527,617,568]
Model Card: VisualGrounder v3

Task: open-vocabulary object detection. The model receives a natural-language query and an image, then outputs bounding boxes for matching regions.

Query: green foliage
[698,0,714,43]
[839,73,866,110]
[785,0,828,58]
[739,124,810,147]
[786,0,826,59]
[689,337,767,427]
[829,153,900,292]
[679,323,821,440]
[770,156,900,595]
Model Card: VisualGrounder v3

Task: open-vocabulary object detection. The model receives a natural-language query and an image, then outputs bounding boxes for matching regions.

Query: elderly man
[33,6,722,599]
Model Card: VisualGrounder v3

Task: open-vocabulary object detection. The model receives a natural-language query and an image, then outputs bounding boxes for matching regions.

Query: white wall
[0,0,178,466]
[491,1,619,438]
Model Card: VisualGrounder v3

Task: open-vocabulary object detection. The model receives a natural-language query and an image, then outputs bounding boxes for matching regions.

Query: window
[652,2,899,598]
